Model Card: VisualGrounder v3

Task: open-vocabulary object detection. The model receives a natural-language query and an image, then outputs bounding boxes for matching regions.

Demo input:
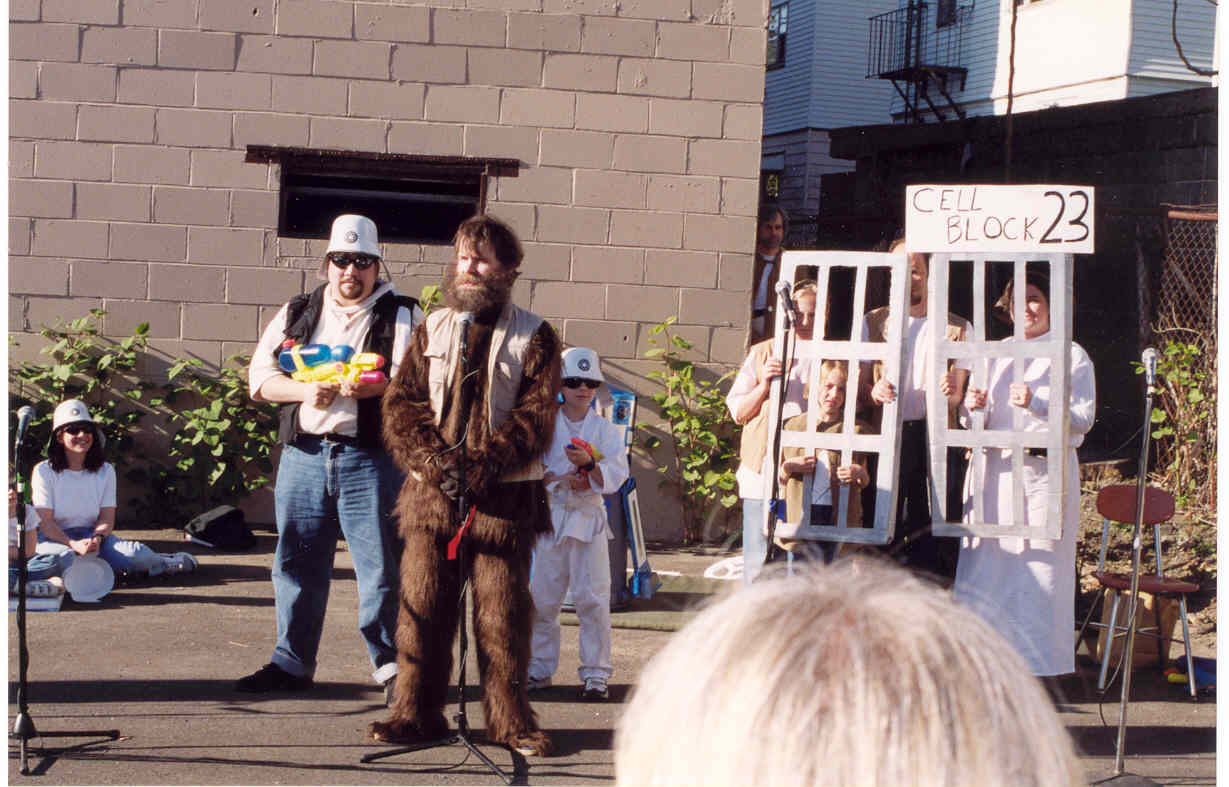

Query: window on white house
[937,0,957,27]
[767,3,788,70]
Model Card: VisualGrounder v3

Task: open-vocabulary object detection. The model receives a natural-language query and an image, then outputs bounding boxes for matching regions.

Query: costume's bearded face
[445,238,518,313]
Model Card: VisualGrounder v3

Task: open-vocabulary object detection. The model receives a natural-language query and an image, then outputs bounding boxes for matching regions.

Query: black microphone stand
[763,301,797,567]
[1101,359,1161,785]
[8,418,120,775]
[362,318,525,785]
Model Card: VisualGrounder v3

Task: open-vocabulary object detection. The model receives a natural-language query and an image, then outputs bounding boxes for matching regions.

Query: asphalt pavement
[7,528,1217,785]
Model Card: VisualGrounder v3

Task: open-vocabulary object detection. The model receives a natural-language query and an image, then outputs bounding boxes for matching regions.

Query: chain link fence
[1152,206,1217,522]
[1157,207,1218,353]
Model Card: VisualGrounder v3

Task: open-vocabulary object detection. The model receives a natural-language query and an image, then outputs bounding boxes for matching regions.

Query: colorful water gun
[570,437,604,477]
[278,341,387,384]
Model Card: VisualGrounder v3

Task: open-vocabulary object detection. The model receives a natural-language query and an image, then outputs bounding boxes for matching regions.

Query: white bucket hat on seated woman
[51,398,105,448]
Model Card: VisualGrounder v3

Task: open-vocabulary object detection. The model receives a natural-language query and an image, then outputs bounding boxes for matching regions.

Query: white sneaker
[161,552,198,575]
[26,579,64,598]
[526,675,552,692]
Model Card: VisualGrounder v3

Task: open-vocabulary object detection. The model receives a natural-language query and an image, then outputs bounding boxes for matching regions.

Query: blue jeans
[271,438,403,683]
[37,527,164,575]
[741,498,767,586]
[9,553,62,593]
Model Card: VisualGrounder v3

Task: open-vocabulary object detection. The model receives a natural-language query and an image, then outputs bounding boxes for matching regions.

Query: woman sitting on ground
[33,399,197,579]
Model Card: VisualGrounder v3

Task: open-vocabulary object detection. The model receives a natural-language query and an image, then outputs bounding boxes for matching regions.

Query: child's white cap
[562,347,603,382]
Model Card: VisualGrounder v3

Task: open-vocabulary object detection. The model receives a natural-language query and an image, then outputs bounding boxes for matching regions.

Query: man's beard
[444,264,518,314]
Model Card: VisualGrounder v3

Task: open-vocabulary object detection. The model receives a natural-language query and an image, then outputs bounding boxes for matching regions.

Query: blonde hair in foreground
[615,561,1084,787]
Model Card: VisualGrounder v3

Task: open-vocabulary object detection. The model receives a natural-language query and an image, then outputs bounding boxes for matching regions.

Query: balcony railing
[867,1,971,81]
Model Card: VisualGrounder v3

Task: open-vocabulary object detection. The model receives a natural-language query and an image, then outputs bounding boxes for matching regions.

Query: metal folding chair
[1074,484,1199,697]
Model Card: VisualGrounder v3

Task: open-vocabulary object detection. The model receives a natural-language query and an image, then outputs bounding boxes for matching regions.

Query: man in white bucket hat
[240,214,423,702]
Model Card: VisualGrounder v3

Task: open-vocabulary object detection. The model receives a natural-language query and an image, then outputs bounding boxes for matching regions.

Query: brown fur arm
[466,321,561,497]
[382,324,449,482]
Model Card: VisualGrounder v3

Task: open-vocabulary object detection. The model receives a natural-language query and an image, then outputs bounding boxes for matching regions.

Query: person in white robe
[945,269,1096,676]
[528,347,630,700]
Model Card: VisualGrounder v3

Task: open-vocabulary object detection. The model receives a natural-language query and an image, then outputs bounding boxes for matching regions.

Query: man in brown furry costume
[370,215,559,757]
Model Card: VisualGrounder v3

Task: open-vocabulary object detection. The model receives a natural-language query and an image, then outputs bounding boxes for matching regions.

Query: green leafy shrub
[11,311,279,528]
[638,317,739,543]
[146,355,280,524]
[1135,333,1215,516]
[9,310,155,491]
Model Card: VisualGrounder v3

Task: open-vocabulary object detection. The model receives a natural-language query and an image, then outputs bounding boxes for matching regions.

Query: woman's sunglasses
[328,254,379,270]
[61,424,93,436]
[562,378,600,389]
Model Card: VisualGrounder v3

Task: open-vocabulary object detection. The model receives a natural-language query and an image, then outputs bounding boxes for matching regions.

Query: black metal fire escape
[867,1,972,123]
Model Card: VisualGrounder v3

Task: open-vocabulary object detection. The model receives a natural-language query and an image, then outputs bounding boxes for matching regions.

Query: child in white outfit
[528,347,630,701]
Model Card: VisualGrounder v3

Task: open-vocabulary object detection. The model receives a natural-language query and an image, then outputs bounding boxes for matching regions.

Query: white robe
[529,408,630,683]
[953,335,1096,676]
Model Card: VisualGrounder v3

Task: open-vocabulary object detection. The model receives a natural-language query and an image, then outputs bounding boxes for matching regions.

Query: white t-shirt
[9,505,40,547]
[809,453,833,507]
[32,461,116,533]
[726,339,814,498]
[249,281,421,437]
[861,313,971,422]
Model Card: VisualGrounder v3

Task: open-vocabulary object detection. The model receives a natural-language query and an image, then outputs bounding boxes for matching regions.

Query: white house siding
[808,0,898,129]
[764,0,817,135]
[989,0,1132,100]
[1128,0,1216,81]
[8,0,770,542]
[889,0,1211,121]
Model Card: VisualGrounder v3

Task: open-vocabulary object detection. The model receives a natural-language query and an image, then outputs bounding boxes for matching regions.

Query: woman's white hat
[562,347,603,382]
[52,399,94,430]
[51,399,104,448]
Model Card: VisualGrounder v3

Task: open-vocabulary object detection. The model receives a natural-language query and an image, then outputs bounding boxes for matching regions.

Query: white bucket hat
[51,398,104,448]
[562,347,603,382]
[326,214,380,258]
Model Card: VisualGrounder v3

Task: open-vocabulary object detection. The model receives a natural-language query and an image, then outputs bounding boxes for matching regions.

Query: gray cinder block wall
[9,0,769,542]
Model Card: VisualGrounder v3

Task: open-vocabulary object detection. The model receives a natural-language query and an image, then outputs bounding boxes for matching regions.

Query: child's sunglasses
[562,378,600,389]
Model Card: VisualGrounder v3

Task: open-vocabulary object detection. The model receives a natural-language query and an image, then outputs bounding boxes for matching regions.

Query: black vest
[275,284,418,450]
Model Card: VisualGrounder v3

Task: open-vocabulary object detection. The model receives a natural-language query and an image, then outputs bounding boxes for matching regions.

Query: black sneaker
[580,678,608,701]
[235,663,313,693]
[383,676,396,707]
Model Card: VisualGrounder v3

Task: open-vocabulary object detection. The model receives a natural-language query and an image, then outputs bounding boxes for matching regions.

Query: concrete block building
[8,0,771,540]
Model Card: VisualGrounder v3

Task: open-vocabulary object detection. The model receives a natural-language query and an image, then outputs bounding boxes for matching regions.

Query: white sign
[906,185,1095,254]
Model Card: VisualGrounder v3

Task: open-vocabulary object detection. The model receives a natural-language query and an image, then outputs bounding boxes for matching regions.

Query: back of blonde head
[615,561,1084,787]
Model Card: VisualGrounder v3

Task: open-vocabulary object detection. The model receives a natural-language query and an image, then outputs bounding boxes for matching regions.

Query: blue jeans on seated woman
[8,553,62,593]
[36,527,166,576]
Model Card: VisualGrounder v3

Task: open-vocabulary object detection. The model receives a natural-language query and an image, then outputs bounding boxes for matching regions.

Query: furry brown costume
[370,306,560,756]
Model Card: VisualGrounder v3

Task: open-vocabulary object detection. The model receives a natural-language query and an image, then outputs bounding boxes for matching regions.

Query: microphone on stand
[14,405,34,450]
[1141,347,1158,389]
[774,280,798,329]
[457,311,474,365]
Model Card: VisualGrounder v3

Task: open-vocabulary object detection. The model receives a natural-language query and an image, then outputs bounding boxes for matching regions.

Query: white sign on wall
[906,185,1095,253]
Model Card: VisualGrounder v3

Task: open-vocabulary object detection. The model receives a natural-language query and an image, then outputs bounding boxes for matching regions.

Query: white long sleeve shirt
[543,408,630,543]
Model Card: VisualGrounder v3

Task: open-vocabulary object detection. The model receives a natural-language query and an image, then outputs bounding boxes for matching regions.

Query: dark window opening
[767,3,788,70]
[937,0,957,27]
[245,146,519,245]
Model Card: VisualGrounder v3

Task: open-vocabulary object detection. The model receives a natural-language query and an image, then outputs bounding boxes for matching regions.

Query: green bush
[638,317,739,543]
[10,310,279,528]
[9,310,155,497]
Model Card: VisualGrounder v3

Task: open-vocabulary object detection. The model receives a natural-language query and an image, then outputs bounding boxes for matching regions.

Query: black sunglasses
[328,254,379,271]
[562,378,600,390]
[61,424,93,436]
